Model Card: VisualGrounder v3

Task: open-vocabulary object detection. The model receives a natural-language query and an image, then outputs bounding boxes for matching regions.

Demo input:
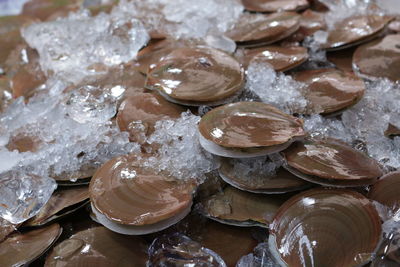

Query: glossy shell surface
[369,171,400,210]
[242,0,309,12]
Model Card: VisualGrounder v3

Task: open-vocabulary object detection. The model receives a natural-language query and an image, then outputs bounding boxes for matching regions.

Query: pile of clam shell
[1,0,400,266]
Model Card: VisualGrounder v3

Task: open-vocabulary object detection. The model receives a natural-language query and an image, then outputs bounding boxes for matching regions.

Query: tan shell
[241,45,308,71]
[282,139,383,187]
[326,46,356,72]
[293,68,365,115]
[89,154,194,234]
[369,171,400,211]
[269,188,382,267]
[242,0,309,12]
[25,187,89,226]
[226,12,300,47]
[146,46,244,106]
[0,218,16,242]
[219,157,310,194]
[0,224,62,266]
[201,186,287,227]
[323,15,393,51]
[353,34,400,82]
[116,92,185,142]
[45,226,148,266]
[198,102,305,158]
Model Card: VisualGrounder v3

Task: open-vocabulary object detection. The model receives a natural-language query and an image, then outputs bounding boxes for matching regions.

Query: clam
[116,92,185,142]
[201,186,286,227]
[281,138,383,187]
[269,188,382,267]
[148,233,226,267]
[89,154,194,235]
[326,47,356,72]
[45,226,148,266]
[0,223,62,266]
[198,102,305,158]
[226,12,301,47]
[353,34,400,82]
[388,20,400,33]
[385,123,400,138]
[293,68,365,115]
[369,171,400,211]
[219,156,310,194]
[0,30,24,71]
[25,186,89,227]
[0,218,17,242]
[294,9,326,41]
[323,14,393,51]
[241,45,308,71]
[146,46,244,106]
[22,0,80,21]
[241,0,309,12]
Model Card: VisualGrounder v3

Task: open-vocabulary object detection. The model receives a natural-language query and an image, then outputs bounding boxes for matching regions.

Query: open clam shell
[219,156,310,194]
[198,102,305,158]
[242,0,309,13]
[89,154,194,235]
[289,9,326,41]
[45,226,148,266]
[145,46,244,106]
[0,223,62,267]
[269,188,382,267]
[226,12,301,47]
[323,14,393,51]
[116,92,185,142]
[293,68,365,115]
[241,45,308,71]
[201,186,286,228]
[281,139,383,187]
[353,34,400,82]
[25,186,89,227]
[369,171,400,211]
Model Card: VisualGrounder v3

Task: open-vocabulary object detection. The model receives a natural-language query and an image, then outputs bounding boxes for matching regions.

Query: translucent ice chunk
[21,8,149,83]
[0,0,29,16]
[237,243,278,267]
[246,62,308,114]
[148,233,227,267]
[144,111,219,183]
[0,171,57,224]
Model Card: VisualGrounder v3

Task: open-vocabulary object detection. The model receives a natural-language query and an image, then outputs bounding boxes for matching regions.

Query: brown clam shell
[323,15,393,51]
[25,187,89,226]
[89,154,194,234]
[293,68,365,115]
[269,188,382,267]
[353,34,400,82]
[198,102,305,158]
[146,46,244,106]
[385,123,400,138]
[0,218,16,242]
[241,0,309,12]
[0,30,24,71]
[242,45,308,71]
[219,157,310,194]
[22,0,81,21]
[282,139,383,187]
[201,186,286,227]
[326,47,356,72]
[0,224,62,266]
[45,226,148,266]
[116,92,185,142]
[369,171,400,211]
[226,12,301,47]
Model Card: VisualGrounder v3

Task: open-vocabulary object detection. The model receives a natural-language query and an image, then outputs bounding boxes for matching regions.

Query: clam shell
[116,92,185,142]
[369,171,400,211]
[201,186,286,227]
[198,102,305,158]
[326,47,356,72]
[323,15,393,51]
[269,188,382,267]
[25,186,89,227]
[293,68,365,115]
[282,139,383,187]
[242,45,308,71]
[385,123,400,138]
[242,0,309,12]
[0,30,24,71]
[353,34,400,82]
[219,157,310,194]
[0,224,62,266]
[388,20,400,33]
[0,218,17,242]
[226,12,300,47]
[22,0,80,21]
[146,46,244,106]
[89,154,194,235]
[45,226,148,266]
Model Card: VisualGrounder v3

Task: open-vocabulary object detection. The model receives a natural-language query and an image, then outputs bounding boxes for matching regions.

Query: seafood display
[0,0,400,266]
